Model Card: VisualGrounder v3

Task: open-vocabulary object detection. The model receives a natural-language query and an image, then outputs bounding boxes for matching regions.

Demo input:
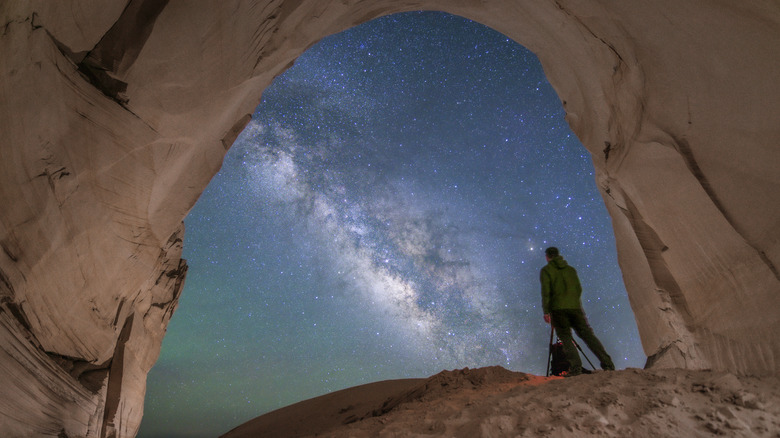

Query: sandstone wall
[1,1,778,436]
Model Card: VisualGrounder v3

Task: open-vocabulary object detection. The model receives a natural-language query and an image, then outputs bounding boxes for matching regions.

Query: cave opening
[138,11,644,438]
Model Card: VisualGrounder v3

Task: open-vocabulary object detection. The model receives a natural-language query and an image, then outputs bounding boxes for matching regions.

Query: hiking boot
[601,362,615,371]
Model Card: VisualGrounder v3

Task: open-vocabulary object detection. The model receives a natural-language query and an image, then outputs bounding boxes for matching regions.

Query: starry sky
[138,11,645,438]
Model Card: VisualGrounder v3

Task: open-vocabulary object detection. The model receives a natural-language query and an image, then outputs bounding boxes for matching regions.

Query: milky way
[138,12,645,438]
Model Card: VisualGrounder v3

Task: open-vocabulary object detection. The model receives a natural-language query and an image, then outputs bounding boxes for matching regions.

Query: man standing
[541,247,615,376]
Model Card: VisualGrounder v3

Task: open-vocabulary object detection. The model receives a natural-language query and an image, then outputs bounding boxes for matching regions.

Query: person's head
[545,247,559,262]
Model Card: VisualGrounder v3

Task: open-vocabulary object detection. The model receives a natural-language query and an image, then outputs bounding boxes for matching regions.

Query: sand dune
[221,366,780,437]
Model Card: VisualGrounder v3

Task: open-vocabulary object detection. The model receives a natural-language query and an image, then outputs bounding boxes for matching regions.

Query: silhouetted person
[541,246,615,376]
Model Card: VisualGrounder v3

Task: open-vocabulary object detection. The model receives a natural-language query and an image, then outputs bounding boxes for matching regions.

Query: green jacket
[540,255,582,313]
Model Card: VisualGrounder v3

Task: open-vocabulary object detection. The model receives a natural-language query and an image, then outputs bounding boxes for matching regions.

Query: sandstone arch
[1,1,779,436]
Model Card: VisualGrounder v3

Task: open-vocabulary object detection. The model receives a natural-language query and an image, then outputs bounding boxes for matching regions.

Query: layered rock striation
[1,1,778,436]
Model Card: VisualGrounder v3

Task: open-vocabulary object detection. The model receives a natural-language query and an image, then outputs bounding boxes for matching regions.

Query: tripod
[545,324,596,377]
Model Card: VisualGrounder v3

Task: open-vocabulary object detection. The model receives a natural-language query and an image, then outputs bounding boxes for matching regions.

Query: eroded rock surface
[222,366,780,438]
[1,1,778,436]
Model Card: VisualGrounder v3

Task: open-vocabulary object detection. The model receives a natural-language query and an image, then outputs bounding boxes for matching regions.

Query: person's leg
[569,308,615,370]
[551,310,582,375]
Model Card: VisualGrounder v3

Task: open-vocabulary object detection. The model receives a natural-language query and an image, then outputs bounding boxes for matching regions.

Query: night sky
[138,12,645,438]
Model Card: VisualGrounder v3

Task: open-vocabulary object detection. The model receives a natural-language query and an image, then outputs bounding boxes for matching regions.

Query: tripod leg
[572,338,596,370]
[546,324,554,377]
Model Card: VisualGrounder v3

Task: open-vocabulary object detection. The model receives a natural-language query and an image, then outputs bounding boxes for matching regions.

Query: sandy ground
[221,366,780,437]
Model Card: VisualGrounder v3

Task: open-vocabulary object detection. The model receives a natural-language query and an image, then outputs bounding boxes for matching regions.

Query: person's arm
[540,268,551,322]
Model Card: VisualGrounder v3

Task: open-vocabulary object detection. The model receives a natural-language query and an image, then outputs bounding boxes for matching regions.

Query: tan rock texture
[1,0,778,436]
[222,366,780,438]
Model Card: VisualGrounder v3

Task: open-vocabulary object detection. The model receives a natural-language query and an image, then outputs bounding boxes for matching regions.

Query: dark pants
[551,308,615,374]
